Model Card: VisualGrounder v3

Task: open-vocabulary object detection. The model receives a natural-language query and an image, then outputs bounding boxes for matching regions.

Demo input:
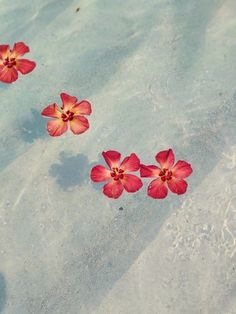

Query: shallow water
[0,0,236,313]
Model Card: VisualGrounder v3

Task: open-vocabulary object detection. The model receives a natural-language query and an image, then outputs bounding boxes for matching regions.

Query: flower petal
[155,149,175,169]
[12,42,29,57]
[69,116,89,135]
[122,174,143,193]
[102,151,121,169]
[16,59,36,74]
[0,66,18,83]
[140,164,160,177]
[90,165,111,182]
[47,119,68,137]
[60,92,77,111]
[72,100,92,116]
[0,45,10,59]
[167,178,188,195]
[103,180,124,199]
[41,103,62,118]
[147,178,168,199]
[172,160,193,179]
[120,153,140,172]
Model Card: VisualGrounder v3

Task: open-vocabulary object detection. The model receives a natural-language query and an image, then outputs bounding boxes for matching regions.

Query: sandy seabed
[0,0,236,313]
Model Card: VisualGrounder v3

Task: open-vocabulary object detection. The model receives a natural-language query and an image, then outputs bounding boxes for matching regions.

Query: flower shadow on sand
[49,152,89,190]
[18,108,47,143]
[0,109,46,172]
[49,152,103,191]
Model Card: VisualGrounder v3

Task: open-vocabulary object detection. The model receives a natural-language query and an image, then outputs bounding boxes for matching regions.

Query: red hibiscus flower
[90,150,143,199]
[140,149,192,199]
[0,42,36,83]
[41,92,92,137]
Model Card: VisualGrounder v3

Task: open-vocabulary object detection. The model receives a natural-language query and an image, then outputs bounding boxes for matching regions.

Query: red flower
[0,42,36,83]
[140,149,192,199]
[41,92,92,137]
[90,150,143,199]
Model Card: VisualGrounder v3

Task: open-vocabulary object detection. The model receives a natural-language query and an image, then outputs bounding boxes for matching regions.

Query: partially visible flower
[41,92,92,137]
[140,149,192,199]
[0,42,36,83]
[90,150,143,199]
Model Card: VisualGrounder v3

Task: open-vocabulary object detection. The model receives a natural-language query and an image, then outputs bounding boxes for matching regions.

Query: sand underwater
[0,0,236,313]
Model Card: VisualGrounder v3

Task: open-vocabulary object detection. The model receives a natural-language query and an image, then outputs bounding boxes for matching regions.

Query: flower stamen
[61,110,75,122]
[159,168,172,182]
[110,167,124,181]
[3,56,16,68]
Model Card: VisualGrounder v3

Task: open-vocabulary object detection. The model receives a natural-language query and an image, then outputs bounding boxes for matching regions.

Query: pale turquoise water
[0,0,236,313]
